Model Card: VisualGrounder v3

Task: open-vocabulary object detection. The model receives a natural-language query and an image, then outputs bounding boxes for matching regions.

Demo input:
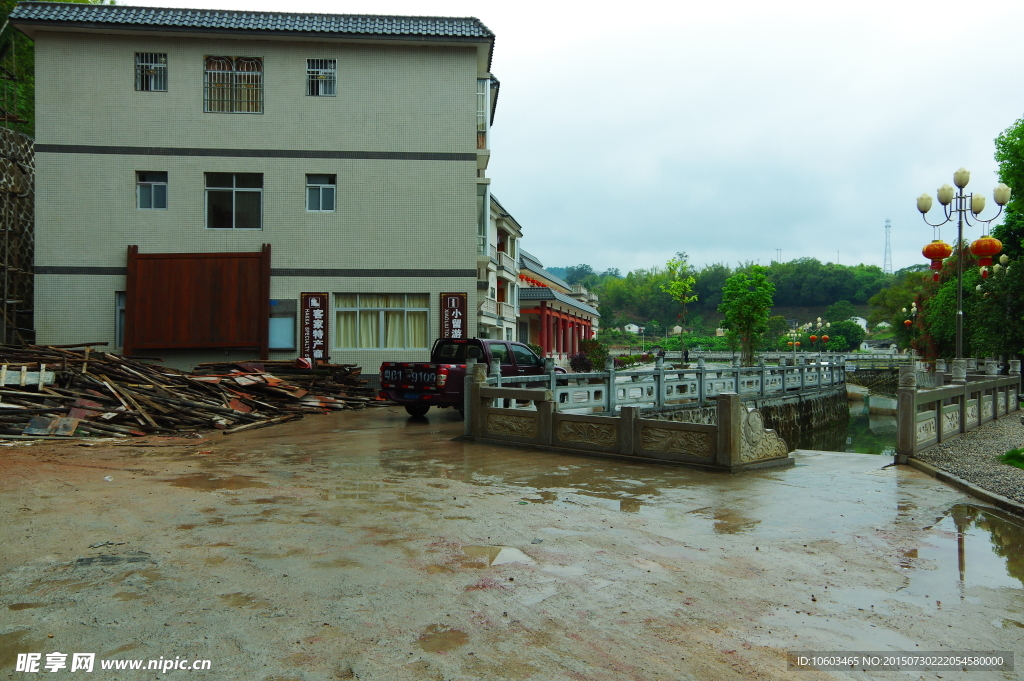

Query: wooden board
[123,245,271,358]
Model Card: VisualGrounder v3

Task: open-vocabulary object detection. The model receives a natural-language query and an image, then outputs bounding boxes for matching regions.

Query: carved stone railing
[486,356,844,413]
[895,365,1021,464]
[464,364,792,472]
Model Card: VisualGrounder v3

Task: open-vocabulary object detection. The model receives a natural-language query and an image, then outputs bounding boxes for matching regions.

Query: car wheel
[404,404,430,417]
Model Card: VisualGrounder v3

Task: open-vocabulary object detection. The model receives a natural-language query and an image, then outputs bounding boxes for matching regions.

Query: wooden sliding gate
[123,245,271,359]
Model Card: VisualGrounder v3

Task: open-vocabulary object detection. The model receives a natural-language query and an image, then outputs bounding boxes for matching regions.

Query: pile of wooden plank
[0,344,389,439]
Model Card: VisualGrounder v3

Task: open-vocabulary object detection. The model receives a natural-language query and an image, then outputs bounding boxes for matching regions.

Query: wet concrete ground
[1,406,1022,680]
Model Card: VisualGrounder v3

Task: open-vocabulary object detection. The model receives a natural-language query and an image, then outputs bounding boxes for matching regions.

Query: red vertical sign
[440,292,468,339]
[301,292,329,363]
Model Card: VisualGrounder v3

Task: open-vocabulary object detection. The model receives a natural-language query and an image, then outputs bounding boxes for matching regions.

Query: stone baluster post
[1010,360,1021,375]
[604,356,616,413]
[936,358,947,373]
[895,365,918,464]
[952,359,967,385]
[985,359,999,376]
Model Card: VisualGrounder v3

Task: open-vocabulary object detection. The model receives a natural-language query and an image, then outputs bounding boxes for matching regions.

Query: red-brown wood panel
[124,245,270,359]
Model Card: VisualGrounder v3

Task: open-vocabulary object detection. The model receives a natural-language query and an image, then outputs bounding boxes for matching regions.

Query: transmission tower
[883,219,893,274]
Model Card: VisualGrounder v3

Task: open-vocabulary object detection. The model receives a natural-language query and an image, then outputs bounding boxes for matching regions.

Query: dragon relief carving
[640,427,711,456]
[739,408,789,462]
[942,410,960,434]
[916,417,936,444]
[486,414,537,438]
[966,404,979,426]
[558,421,617,447]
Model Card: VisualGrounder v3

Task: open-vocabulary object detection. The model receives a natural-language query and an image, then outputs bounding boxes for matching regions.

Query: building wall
[32,29,483,367]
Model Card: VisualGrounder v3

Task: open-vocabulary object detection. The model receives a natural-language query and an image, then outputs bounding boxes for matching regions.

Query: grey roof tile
[519,287,600,317]
[9,2,494,40]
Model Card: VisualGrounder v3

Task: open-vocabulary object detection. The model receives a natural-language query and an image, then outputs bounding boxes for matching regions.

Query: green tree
[0,0,116,138]
[659,252,698,325]
[564,264,595,286]
[828,320,865,351]
[825,299,857,323]
[718,265,776,366]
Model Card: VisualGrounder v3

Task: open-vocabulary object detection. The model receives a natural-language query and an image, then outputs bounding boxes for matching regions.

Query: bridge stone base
[640,387,849,450]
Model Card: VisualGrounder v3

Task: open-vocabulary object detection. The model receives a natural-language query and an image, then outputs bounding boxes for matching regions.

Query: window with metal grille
[306,59,336,96]
[137,171,168,209]
[306,174,336,211]
[204,56,263,113]
[205,173,262,229]
[135,52,167,92]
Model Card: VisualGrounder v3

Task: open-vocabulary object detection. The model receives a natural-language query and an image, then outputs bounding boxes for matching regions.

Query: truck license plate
[404,392,421,400]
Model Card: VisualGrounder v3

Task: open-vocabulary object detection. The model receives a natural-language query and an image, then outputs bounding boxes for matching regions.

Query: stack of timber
[0,344,389,439]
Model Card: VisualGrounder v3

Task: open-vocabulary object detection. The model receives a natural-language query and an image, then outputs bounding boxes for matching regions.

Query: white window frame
[333,294,430,349]
[136,171,168,210]
[306,58,337,96]
[305,174,336,212]
[135,52,167,92]
[204,173,263,230]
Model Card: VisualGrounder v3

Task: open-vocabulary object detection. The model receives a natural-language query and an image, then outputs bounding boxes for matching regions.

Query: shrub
[1000,447,1024,470]
[527,342,544,358]
[579,338,608,372]
[569,352,593,373]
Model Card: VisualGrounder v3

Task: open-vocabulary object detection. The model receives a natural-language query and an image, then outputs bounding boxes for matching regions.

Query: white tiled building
[11,2,502,368]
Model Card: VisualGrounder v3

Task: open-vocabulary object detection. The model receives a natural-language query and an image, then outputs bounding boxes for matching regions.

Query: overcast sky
[131,0,1024,274]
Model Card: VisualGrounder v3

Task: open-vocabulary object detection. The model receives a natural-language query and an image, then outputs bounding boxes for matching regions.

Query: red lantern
[922,239,953,271]
[795,342,801,347]
[787,341,793,347]
[821,335,829,343]
[809,335,818,343]
[970,236,1002,267]
[904,319,912,327]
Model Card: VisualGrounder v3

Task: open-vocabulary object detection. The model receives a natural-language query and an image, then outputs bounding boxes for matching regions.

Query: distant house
[624,323,644,334]
[860,339,897,354]
[849,316,868,330]
[875,321,892,329]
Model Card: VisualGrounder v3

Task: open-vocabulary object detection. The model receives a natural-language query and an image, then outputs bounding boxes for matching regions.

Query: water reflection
[947,504,1024,586]
[785,399,898,454]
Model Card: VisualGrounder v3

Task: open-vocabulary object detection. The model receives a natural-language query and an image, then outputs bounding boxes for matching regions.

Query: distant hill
[545,266,568,280]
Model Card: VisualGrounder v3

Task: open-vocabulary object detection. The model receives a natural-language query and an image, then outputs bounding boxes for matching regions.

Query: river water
[790,395,897,455]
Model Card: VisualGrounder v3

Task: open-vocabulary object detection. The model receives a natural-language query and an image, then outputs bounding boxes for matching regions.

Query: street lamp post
[786,328,800,361]
[916,169,1011,372]
[902,302,918,353]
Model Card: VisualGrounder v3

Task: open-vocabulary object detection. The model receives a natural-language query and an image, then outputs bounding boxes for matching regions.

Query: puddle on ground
[112,591,148,601]
[416,624,468,653]
[217,592,269,608]
[101,643,139,656]
[7,602,46,611]
[166,473,268,490]
[205,556,227,566]
[0,630,46,670]
[907,504,1024,592]
[690,506,761,535]
[312,558,360,568]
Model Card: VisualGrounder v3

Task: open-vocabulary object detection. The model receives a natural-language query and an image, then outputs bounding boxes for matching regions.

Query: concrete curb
[906,457,1024,518]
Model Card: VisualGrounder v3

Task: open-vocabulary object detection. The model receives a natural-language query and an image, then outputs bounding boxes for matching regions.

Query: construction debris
[0,344,390,439]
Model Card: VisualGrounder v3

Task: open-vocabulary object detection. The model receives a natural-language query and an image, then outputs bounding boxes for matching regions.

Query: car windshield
[433,342,483,362]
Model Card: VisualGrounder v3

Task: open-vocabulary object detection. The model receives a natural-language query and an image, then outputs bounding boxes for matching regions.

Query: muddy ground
[1,406,1022,680]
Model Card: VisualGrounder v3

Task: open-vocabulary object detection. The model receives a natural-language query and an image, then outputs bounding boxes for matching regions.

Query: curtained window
[334,293,429,349]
